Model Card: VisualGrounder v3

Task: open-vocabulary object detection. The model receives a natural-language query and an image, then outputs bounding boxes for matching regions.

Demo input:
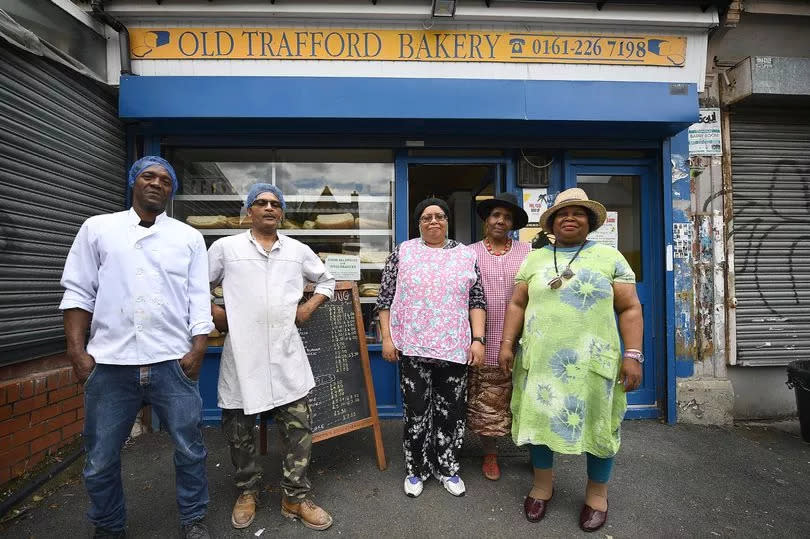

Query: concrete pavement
[1,419,808,538]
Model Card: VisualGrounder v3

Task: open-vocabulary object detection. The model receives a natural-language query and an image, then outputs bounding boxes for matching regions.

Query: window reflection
[577,175,642,281]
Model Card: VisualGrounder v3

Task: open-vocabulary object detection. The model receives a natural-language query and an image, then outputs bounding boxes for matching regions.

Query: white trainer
[403,475,424,497]
[440,475,466,496]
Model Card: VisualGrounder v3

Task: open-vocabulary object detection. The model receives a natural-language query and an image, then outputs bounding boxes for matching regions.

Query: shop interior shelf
[175,195,392,203]
[198,229,392,236]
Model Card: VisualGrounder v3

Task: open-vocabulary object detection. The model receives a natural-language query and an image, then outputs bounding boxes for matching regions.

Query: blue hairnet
[127,156,179,196]
[245,183,286,210]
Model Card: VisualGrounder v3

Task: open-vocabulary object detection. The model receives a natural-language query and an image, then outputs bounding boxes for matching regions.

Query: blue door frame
[561,158,664,419]
[394,152,517,243]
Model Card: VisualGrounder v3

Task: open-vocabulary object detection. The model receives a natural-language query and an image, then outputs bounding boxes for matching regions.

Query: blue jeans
[83,360,209,531]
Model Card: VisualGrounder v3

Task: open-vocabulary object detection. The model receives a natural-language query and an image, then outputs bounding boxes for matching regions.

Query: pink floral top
[389,239,480,364]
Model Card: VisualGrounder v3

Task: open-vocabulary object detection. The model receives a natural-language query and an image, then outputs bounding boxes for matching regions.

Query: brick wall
[0,365,84,486]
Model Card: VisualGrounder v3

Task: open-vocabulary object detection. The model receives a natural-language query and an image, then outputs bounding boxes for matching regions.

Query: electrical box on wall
[517,152,552,187]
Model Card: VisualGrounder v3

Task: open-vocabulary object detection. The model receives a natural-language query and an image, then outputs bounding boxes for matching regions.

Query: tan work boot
[231,491,257,529]
[281,496,333,531]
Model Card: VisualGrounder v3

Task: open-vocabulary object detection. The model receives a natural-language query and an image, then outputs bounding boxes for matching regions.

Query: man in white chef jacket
[60,156,214,539]
[209,183,336,531]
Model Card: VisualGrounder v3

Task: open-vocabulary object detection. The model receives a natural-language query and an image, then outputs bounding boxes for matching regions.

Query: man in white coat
[61,156,213,539]
[209,183,335,531]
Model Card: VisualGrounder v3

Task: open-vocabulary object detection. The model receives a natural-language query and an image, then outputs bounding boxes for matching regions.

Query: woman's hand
[468,341,485,367]
[619,358,642,392]
[382,336,400,362]
[498,345,515,376]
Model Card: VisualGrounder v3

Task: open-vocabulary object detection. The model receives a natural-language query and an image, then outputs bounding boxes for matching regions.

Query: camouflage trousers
[221,396,312,501]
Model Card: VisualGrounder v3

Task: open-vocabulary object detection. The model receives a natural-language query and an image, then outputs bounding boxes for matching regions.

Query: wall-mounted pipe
[90,0,131,75]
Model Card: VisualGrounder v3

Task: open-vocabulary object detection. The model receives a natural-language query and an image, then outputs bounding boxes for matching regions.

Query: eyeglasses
[419,213,448,224]
[252,199,283,209]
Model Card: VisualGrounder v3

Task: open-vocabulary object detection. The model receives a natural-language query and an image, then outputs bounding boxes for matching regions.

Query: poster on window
[522,188,548,223]
[325,255,361,281]
[587,211,618,249]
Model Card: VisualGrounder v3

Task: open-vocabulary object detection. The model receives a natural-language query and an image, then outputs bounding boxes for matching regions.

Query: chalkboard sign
[259,281,386,470]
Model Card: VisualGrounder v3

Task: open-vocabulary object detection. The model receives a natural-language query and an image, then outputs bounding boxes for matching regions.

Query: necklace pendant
[547,276,563,289]
[561,267,575,279]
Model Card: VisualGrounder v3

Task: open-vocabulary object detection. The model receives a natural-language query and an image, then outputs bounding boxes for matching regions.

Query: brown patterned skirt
[466,365,513,437]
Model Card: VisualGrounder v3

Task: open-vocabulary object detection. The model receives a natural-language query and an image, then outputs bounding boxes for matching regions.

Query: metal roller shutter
[0,41,125,365]
[730,107,810,366]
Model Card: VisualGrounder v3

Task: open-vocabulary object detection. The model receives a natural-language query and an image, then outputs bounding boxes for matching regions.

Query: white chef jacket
[59,208,214,364]
[209,231,335,414]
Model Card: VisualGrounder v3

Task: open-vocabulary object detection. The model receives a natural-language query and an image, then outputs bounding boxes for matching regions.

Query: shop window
[165,147,395,345]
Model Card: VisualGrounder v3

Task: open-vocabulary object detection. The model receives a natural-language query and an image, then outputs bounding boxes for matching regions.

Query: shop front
[111,3,718,423]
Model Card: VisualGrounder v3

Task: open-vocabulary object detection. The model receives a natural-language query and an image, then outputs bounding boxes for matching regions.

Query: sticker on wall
[672,223,692,260]
[688,108,722,156]
[671,154,689,181]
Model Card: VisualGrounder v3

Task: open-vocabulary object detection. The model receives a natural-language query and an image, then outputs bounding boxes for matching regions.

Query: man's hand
[468,341,485,367]
[619,358,643,392]
[295,303,316,326]
[67,349,96,384]
[179,349,205,381]
[179,335,209,381]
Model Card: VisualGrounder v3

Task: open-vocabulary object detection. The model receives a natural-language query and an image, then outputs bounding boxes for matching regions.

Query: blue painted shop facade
[120,74,698,424]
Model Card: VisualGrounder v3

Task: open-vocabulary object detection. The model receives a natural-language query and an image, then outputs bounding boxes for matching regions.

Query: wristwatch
[472,336,486,345]
[623,349,645,363]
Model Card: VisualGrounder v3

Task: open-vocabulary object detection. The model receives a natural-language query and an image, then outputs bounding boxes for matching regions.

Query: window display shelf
[198,229,393,237]
[166,148,395,340]
[175,195,392,203]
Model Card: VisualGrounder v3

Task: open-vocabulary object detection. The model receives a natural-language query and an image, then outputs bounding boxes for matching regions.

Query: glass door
[566,163,661,415]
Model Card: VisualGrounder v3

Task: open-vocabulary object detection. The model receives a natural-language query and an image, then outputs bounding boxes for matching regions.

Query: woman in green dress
[498,188,643,532]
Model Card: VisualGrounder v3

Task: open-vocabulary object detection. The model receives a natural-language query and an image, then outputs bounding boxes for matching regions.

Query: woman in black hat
[468,193,531,481]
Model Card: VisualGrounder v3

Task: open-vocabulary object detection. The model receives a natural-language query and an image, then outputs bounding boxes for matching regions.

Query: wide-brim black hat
[476,192,529,230]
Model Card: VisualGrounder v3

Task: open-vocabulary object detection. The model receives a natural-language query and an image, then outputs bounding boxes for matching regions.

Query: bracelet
[503,339,513,343]
[624,348,642,354]
[623,349,644,363]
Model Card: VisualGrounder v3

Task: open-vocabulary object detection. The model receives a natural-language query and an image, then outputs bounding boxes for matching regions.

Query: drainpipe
[90,0,131,75]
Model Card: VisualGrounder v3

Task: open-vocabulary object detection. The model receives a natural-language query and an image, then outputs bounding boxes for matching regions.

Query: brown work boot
[281,496,333,531]
[231,491,257,529]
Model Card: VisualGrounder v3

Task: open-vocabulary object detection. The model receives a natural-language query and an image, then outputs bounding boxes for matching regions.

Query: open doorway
[407,164,503,244]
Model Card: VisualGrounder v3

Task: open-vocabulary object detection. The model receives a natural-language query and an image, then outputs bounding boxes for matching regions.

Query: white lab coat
[209,232,335,414]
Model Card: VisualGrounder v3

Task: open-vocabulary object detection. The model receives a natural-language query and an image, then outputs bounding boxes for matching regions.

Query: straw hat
[539,188,607,234]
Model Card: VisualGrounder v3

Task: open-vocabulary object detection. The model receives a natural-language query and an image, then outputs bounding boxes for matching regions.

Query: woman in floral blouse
[499,188,643,532]
[376,197,486,498]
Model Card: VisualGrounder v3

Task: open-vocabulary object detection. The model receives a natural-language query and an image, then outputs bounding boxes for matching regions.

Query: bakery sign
[129,28,687,66]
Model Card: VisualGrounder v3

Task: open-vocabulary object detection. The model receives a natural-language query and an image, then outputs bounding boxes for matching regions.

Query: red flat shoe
[482,454,500,481]
[579,501,608,532]
[524,489,553,523]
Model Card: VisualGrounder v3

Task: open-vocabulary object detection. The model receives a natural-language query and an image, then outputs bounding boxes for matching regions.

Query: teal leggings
[529,444,614,484]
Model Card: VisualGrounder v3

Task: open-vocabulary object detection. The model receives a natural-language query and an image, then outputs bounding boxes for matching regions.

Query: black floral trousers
[399,356,468,480]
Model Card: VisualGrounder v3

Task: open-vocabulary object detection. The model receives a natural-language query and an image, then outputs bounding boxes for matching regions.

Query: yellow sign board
[130,28,686,66]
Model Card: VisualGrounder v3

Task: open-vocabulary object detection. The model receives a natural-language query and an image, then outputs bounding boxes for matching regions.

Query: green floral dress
[511,241,636,458]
